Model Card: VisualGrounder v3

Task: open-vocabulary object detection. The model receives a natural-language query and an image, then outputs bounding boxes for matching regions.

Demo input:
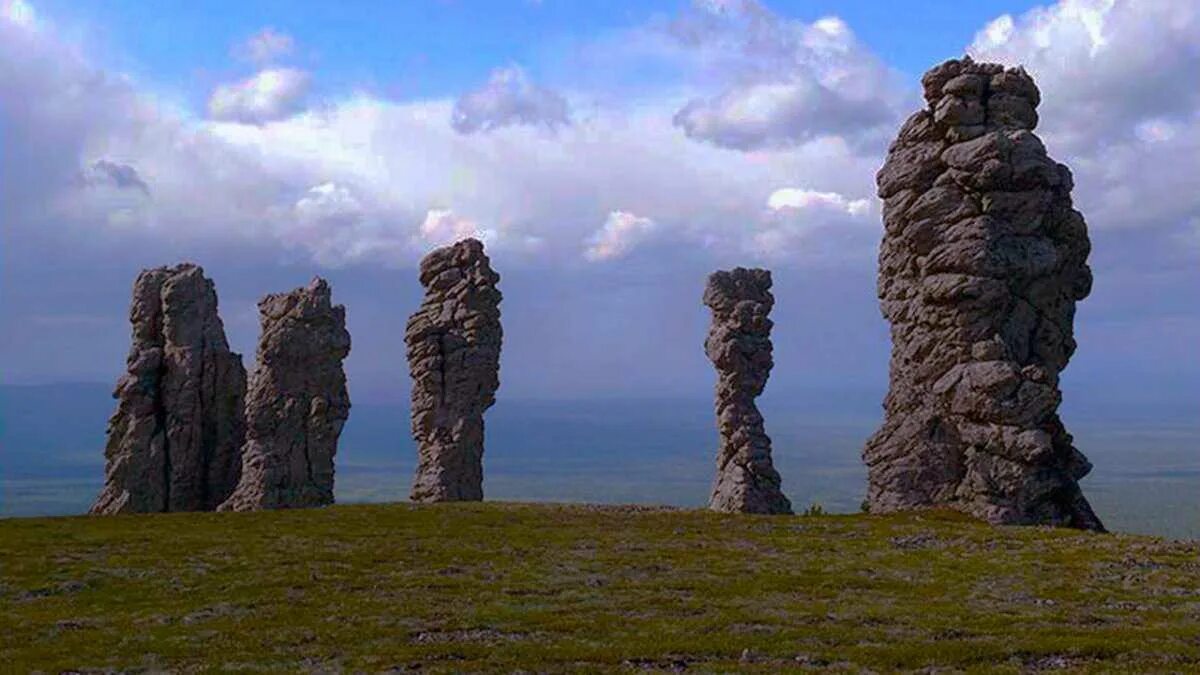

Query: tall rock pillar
[407,238,503,503]
[91,264,247,514]
[864,56,1102,530]
[219,278,351,511]
[704,268,792,515]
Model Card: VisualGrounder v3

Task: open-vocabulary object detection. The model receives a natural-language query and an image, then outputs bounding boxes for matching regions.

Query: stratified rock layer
[704,268,792,515]
[219,278,351,511]
[864,56,1102,530]
[407,238,503,503]
[91,264,247,514]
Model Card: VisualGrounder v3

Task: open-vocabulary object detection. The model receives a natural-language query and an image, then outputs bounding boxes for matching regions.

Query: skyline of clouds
[1,0,1196,399]
[5,0,1192,274]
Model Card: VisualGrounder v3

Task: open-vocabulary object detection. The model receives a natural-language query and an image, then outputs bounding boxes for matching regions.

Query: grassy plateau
[2,502,1200,673]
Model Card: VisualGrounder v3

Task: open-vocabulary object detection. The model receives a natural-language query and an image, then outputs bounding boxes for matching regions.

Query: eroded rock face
[864,56,1102,530]
[407,238,502,503]
[704,268,792,515]
[218,278,351,511]
[91,264,247,514]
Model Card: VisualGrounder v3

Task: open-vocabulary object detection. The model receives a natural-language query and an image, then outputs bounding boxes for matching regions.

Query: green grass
[3,502,1200,673]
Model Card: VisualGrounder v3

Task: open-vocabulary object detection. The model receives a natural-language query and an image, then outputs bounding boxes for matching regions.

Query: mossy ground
[2,502,1199,673]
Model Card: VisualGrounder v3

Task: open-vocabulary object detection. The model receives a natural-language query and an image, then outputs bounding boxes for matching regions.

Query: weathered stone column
[407,238,503,503]
[219,278,351,511]
[91,264,247,514]
[864,56,1102,530]
[704,268,792,515]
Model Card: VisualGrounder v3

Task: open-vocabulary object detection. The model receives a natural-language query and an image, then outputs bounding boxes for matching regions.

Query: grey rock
[91,264,247,514]
[219,278,351,511]
[864,56,1103,530]
[703,268,792,515]
[407,238,503,502]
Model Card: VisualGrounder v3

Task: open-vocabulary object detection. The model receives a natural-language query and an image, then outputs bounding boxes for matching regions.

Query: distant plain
[2,383,1197,539]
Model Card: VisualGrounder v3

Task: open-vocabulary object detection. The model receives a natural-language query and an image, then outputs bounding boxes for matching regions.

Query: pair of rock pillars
[704,57,1102,530]
[91,268,351,514]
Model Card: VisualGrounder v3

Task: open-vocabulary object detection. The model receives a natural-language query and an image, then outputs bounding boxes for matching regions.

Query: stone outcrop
[407,238,503,502]
[864,56,1102,530]
[703,268,792,515]
[219,278,351,511]
[91,264,247,514]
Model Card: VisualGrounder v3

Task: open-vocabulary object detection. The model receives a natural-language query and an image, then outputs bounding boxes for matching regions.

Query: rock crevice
[704,268,792,515]
[407,238,503,503]
[864,56,1102,530]
[219,278,351,511]
[91,264,247,514]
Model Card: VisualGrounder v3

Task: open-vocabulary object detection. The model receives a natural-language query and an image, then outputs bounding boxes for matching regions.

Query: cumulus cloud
[668,1,905,150]
[968,0,1200,238]
[675,79,891,150]
[295,182,362,227]
[584,211,658,261]
[207,67,310,124]
[766,188,869,215]
[418,209,496,248]
[969,0,1200,150]
[236,27,295,64]
[1,0,889,272]
[1,0,36,28]
[752,188,875,260]
[282,182,417,266]
[451,65,569,134]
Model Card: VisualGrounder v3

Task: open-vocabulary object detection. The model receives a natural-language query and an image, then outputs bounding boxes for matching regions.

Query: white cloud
[237,27,295,64]
[753,187,875,260]
[667,0,906,150]
[295,182,362,226]
[418,209,497,248]
[451,65,569,134]
[1,0,36,28]
[207,68,310,124]
[675,78,890,150]
[584,211,657,261]
[968,0,1200,238]
[767,188,869,215]
[0,0,888,272]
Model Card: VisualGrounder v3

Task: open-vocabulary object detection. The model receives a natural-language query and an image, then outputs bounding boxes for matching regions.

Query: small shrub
[801,503,826,517]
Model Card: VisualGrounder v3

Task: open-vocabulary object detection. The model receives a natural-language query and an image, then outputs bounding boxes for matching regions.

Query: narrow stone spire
[407,238,503,503]
[704,267,792,515]
[219,278,351,511]
[91,263,246,514]
[864,56,1102,530]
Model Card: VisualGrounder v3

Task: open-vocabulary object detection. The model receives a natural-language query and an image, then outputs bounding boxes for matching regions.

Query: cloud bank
[1,0,1196,276]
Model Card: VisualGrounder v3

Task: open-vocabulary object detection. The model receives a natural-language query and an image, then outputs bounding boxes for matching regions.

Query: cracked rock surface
[864,56,1102,530]
[91,264,247,514]
[704,268,792,515]
[407,238,503,503]
[219,278,351,511]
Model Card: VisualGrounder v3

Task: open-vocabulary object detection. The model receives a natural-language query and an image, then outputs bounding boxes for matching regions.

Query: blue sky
[37,0,1046,105]
[1,0,1197,413]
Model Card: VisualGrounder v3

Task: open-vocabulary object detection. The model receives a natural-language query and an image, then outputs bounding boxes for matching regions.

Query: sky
[1,0,1197,411]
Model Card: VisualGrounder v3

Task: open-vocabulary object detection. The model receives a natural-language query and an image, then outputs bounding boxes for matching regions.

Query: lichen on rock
[407,238,503,503]
[864,56,1102,530]
[704,267,792,515]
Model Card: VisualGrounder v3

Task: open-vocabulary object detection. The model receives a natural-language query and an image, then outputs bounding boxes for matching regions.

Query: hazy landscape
[4,383,1196,539]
